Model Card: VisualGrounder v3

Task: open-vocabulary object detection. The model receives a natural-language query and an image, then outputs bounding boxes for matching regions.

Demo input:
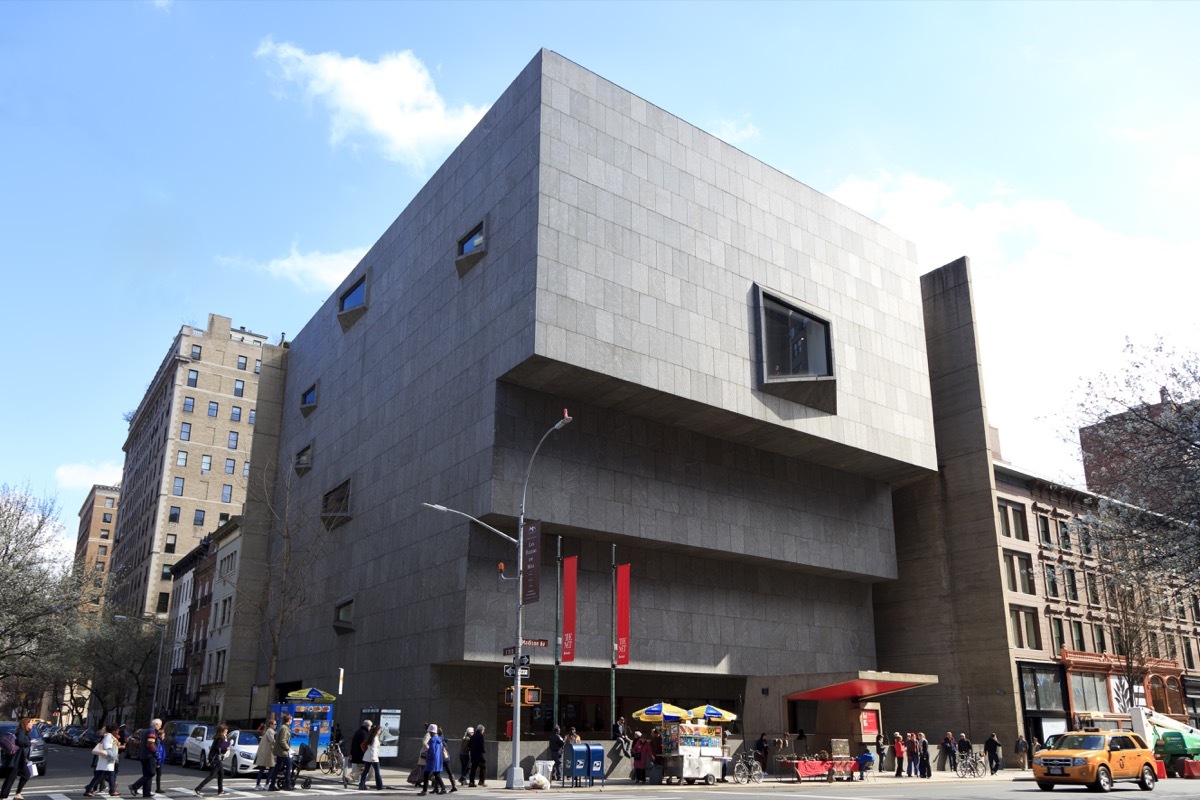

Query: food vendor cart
[662,722,726,785]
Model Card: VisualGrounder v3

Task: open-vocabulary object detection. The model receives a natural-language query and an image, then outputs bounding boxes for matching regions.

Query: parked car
[1032,729,1157,792]
[79,729,102,747]
[0,721,48,776]
[224,730,262,776]
[61,726,82,746]
[181,724,215,768]
[161,720,207,765]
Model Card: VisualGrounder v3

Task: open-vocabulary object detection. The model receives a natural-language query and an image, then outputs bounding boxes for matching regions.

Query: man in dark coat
[983,733,1001,775]
[128,719,161,798]
[347,720,371,787]
[467,725,487,787]
[548,726,565,781]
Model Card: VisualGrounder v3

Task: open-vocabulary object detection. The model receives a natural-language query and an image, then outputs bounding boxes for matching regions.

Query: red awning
[786,674,936,702]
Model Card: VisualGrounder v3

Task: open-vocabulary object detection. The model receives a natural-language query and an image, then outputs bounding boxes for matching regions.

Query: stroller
[271,743,316,790]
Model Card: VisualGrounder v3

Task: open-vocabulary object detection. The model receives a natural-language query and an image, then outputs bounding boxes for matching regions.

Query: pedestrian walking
[420,725,445,796]
[266,713,292,791]
[467,725,487,787]
[1015,734,1029,770]
[548,727,564,782]
[458,728,473,784]
[359,721,383,791]
[112,725,128,795]
[194,724,229,796]
[347,719,371,787]
[0,717,36,800]
[128,719,161,799]
[84,724,119,797]
[253,716,276,790]
[435,728,457,792]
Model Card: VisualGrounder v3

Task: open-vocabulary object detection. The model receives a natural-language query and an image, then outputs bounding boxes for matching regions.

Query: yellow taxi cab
[1032,729,1157,792]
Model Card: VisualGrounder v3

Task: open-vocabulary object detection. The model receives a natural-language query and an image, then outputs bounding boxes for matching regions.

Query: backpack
[0,732,16,756]
[125,732,142,760]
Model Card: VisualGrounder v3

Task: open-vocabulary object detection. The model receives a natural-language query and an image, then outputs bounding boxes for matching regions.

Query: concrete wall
[254,50,937,759]
[876,257,1023,754]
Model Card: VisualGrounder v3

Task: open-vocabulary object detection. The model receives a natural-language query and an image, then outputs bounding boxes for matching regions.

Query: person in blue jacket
[420,725,446,795]
[854,746,875,780]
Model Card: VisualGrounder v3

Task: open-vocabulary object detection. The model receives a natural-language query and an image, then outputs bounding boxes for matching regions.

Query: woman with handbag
[84,725,119,797]
[193,724,229,796]
[0,717,35,800]
[358,722,382,790]
[253,717,276,790]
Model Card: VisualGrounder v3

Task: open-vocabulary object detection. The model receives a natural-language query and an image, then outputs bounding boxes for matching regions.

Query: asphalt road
[24,743,1200,800]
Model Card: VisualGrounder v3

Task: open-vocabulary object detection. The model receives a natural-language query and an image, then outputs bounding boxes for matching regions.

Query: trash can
[533,760,554,781]
[587,743,606,787]
[566,743,590,786]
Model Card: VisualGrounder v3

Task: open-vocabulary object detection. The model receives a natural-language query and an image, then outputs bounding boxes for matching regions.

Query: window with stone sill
[338,274,368,331]
[300,383,318,417]
[455,220,487,277]
[321,479,352,529]
[333,598,355,634]
[294,444,313,476]
[754,285,836,413]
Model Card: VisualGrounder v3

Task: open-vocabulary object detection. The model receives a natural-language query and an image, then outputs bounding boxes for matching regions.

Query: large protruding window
[754,286,836,412]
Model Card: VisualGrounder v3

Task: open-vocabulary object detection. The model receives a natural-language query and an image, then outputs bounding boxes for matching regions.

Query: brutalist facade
[250,50,939,772]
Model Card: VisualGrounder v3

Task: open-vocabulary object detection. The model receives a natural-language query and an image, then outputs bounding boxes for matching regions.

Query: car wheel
[199,750,208,769]
[1093,765,1112,792]
[1138,763,1156,791]
[1037,782,1055,791]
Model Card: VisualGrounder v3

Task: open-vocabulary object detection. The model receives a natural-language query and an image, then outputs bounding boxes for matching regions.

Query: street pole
[553,535,561,730]
[510,412,572,789]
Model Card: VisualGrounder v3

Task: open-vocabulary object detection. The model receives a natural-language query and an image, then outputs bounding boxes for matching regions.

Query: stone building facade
[246,50,940,773]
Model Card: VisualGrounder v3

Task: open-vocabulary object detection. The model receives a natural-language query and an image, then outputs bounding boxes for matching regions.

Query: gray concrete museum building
[246,50,943,762]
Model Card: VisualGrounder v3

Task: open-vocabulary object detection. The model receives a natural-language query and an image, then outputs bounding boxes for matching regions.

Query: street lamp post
[115,615,165,721]
[422,409,572,790]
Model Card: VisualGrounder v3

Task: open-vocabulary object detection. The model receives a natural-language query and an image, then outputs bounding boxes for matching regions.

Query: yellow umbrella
[687,704,738,722]
[286,687,337,702]
[631,702,692,722]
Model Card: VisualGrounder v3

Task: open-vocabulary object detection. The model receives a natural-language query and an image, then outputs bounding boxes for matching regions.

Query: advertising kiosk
[662,722,725,785]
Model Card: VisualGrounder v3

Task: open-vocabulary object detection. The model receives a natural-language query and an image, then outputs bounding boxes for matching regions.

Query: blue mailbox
[566,743,590,785]
[587,743,606,785]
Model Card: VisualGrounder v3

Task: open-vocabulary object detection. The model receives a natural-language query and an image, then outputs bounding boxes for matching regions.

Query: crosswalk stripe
[50,793,74,800]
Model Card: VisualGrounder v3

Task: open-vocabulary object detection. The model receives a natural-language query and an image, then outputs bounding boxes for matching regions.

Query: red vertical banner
[615,562,630,665]
[562,556,577,663]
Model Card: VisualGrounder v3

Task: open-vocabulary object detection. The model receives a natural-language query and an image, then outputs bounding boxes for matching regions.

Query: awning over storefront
[785,670,937,703]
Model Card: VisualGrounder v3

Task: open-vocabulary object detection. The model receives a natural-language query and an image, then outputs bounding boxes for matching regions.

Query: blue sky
[4,0,1198,544]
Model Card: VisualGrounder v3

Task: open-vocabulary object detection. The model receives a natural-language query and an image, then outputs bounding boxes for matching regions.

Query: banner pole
[610,543,616,737]
[554,535,562,728]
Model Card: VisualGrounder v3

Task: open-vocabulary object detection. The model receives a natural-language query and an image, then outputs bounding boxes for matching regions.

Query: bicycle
[732,752,764,784]
[319,740,345,775]
[955,751,987,778]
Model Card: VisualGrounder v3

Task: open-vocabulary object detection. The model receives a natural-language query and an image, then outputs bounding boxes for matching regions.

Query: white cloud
[56,461,123,491]
[255,39,488,172]
[831,171,1200,485]
[221,243,367,292]
[709,115,760,146]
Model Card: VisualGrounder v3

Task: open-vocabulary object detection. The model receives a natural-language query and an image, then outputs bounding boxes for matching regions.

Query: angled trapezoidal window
[321,479,352,530]
[754,285,836,413]
[337,274,368,331]
[455,219,487,277]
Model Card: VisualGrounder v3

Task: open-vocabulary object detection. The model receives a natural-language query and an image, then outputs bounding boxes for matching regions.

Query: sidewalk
[312,763,1027,792]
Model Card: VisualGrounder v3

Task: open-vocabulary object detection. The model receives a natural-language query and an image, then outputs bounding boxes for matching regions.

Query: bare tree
[1076,340,1200,574]
[238,456,335,705]
[0,485,84,682]
[1081,501,1180,712]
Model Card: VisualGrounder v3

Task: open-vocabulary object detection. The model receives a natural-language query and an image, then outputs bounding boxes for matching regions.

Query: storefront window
[1071,672,1112,713]
[1021,665,1066,711]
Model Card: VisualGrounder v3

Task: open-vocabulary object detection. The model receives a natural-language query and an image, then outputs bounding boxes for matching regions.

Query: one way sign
[503,665,530,679]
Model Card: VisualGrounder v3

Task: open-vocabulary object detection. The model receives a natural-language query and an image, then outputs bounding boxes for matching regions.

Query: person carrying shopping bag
[194,724,229,796]
[84,725,119,797]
